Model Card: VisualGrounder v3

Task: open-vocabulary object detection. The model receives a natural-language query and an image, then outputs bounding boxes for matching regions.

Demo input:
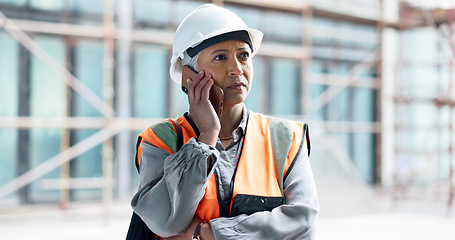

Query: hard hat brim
[170,28,263,84]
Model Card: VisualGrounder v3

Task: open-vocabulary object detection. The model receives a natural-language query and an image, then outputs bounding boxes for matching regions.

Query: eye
[239,51,250,59]
[214,54,227,61]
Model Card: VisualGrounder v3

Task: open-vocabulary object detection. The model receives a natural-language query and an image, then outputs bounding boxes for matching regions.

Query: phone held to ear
[182,65,224,117]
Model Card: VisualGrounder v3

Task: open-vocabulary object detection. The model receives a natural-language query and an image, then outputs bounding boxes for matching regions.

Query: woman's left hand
[162,216,201,240]
[162,215,215,240]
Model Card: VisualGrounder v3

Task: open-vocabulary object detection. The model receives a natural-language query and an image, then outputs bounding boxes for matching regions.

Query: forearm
[210,152,319,239]
[210,203,318,240]
[131,138,219,237]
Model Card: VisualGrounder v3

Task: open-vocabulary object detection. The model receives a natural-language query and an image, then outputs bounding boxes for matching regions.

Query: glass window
[30,38,67,118]
[224,5,262,31]
[262,11,302,43]
[0,0,27,7]
[169,78,189,118]
[309,83,328,120]
[70,39,105,200]
[0,32,19,117]
[351,88,376,122]
[70,0,104,16]
[410,103,438,150]
[352,133,376,183]
[405,66,439,98]
[407,27,438,64]
[0,32,19,191]
[29,36,66,202]
[134,0,171,27]
[270,58,300,115]
[133,43,168,118]
[73,40,104,118]
[244,57,266,113]
[438,65,454,98]
[172,0,206,27]
[29,0,64,11]
[309,59,327,120]
[435,106,451,151]
[326,87,350,121]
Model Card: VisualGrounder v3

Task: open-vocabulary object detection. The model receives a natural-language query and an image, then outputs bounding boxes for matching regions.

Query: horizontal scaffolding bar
[0,117,165,130]
[39,178,107,190]
[0,117,380,133]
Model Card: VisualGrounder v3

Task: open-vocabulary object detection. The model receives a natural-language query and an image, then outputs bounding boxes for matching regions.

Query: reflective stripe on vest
[135,111,307,222]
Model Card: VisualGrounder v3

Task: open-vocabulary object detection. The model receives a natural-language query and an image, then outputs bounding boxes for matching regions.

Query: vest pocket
[231,194,284,217]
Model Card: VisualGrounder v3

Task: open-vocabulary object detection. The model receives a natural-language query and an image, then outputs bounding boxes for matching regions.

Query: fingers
[194,74,212,102]
[187,70,203,101]
[187,71,213,103]
[201,79,213,100]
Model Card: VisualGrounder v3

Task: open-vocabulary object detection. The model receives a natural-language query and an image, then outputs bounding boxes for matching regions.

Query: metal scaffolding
[394,0,455,212]
[0,0,453,215]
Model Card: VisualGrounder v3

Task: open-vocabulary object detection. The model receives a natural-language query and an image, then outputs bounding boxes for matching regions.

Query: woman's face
[197,39,253,108]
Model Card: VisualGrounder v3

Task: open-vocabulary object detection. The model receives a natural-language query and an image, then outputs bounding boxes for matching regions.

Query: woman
[131,4,318,240]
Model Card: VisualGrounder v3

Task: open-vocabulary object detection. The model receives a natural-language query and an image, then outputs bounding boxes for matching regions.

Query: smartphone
[182,65,224,116]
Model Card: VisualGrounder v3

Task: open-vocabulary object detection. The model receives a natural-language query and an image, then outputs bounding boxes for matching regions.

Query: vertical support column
[60,37,72,208]
[376,0,385,185]
[116,0,133,199]
[17,45,31,205]
[447,9,455,213]
[448,58,454,213]
[301,1,313,116]
[103,0,115,218]
[60,0,72,209]
[380,0,399,191]
[392,0,411,199]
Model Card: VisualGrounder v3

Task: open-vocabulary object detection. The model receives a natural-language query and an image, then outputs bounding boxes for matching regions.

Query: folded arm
[131,138,218,237]
[209,148,319,240]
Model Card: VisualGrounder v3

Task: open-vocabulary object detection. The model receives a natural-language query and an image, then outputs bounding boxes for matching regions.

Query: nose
[228,57,244,77]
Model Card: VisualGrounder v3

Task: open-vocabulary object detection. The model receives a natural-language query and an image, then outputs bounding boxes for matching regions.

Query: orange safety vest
[135,111,309,222]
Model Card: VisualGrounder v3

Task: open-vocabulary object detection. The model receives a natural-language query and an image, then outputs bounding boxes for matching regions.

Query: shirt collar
[232,103,249,142]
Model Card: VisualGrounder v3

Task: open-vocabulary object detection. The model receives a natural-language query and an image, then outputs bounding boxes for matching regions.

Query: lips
[227,82,246,89]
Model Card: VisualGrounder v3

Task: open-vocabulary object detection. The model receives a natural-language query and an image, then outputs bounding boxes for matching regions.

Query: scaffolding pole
[116,0,133,200]
[59,0,72,209]
[102,0,115,219]
[0,125,121,200]
[447,8,455,213]
[0,11,115,118]
[301,0,313,115]
[376,0,385,185]
[304,49,379,115]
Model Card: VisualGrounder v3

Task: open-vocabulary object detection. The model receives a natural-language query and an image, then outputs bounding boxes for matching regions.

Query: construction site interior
[0,0,454,239]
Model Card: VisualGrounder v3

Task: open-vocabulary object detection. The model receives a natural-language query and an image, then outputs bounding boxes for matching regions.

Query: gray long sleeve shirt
[131,105,319,239]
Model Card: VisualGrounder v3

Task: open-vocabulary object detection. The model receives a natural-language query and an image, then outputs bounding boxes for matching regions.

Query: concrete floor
[0,196,454,240]
[1,162,454,240]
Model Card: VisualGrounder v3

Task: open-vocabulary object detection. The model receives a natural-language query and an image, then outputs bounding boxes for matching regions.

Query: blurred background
[0,0,454,239]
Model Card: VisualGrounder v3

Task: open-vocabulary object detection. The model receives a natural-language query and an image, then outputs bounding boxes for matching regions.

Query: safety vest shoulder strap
[268,116,293,196]
[135,117,188,173]
[266,113,311,196]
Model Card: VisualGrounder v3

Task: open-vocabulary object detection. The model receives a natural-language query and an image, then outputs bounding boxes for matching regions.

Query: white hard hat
[169,4,263,83]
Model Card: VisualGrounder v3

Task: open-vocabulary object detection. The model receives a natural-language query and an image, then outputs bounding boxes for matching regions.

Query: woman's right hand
[186,70,221,147]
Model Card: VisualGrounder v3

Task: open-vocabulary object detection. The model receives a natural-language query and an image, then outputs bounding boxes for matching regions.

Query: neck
[219,104,243,137]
